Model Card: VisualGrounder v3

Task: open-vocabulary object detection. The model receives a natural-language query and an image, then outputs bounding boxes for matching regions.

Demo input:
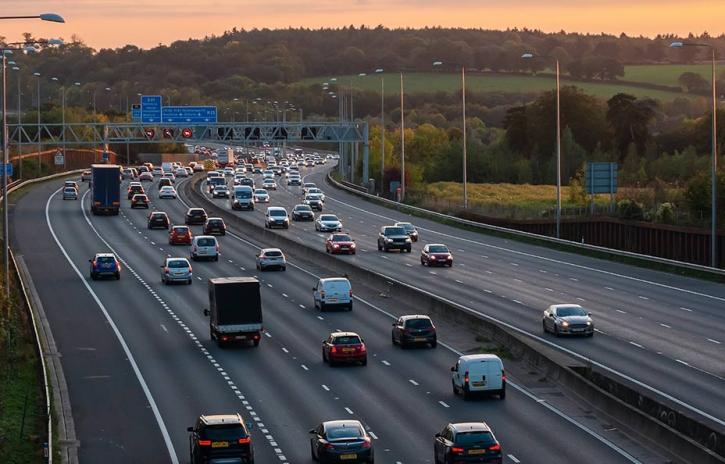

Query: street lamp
[33,72,41,174]
[10,65,22,179]
[374,68,385,193]
[522,52,562,239]
[400,72,405,202]
[0,13,65,22]
[671,41,719,267]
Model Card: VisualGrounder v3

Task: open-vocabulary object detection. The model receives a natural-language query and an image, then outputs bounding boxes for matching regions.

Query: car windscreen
[384,227,405,236]
[152,214,166,219]
[64,188,76,193]
[320,215,338,221]
[207,220,222,226]
[454,431,495,446]
[254,190,267,195]
[295,205,311,211]
[557,306,586,317]
[428,245,449,253]
[197,238,216,247]
[235,191,252,199]
[167,260,188,268]
[405,318,432,329]
[332,235,352,242]
[201,424,248,441]
[326,426,364,440]
[270,210,286,217]
[264,250,283,257]
[189,210,204,216]
[308,194,322,200]
[332,336,361,345]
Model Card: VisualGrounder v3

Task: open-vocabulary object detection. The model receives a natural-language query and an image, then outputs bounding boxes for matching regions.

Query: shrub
[617,199,644,220]
[655,202,676,224]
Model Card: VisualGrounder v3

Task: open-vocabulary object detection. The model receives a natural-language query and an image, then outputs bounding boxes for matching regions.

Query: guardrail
[327,174,725,278]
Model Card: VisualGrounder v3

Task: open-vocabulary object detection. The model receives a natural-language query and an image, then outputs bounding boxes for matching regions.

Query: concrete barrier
[185,174,724,464]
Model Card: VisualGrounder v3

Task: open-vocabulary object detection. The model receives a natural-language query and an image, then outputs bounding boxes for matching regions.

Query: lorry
[91,164,121,215]
[217,147,235,167]
[162,162,174,174]
[204,277,263,346]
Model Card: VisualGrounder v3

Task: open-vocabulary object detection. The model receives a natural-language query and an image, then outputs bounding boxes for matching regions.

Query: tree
[678,72,709,93]
[606,93,658,159]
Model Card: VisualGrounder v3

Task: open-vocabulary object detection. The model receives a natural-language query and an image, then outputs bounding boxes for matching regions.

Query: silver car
[543,304,594,337]
[161,257,192,285]
[62,187,78,200]
[315,214,342,232]
[255,248,287,271]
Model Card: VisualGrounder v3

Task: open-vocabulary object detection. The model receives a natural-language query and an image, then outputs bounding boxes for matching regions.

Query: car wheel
[448,262,453,267]
[406,247,412,253]
[260,264,265,272]
[90,272,97,281]
[187,279,192,285]
[542,320,548,333]
[421,258,425,266]
[377,243,382,251]
[462,385,471,401]
[319,303,325,312]
[348,303,353,311]
[361,357,367,366]
[452,380,458,395]
[311,442,317,461]
[115,272,120,280]
[392,332,397,345]
[587,331,594,337]
[253,339,260,347]
[214,256,219,262]
[281,266,286,271]
[499,386,506,399]
[431,339,437,348]
[554,325,560,337]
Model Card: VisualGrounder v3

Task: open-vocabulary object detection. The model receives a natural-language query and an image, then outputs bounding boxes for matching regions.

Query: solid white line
[408,379,419,386]
[344,407,354,415]
[629,341,644,349]
[321,384,330,391]
[707,338,721,344]
[46,189,179,464]
[508,454,521,463]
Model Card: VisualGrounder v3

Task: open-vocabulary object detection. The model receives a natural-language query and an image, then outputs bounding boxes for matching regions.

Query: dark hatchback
[147,211,169,229]
[127,184,144,200]
[89,253,121,280]
[392,315,437,348]
[434,422,502,464]
[188,414,254,464]
[203,217,227,235]
[310,420,373,463]
[185,208,208,225]
[292,204,315,221]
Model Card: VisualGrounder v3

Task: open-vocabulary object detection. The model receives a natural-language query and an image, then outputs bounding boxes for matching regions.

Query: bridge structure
[7,121,370,185]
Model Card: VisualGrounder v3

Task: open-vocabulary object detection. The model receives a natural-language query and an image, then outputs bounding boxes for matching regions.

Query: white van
[313,277,352,311]
[190,236,219,262]
[450,354,506,399]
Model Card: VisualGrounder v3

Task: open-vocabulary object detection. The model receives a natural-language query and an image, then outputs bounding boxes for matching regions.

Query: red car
[325,233,356,255]
[169,225,192,245]
[420,243,453,267]
[322,332,367,366]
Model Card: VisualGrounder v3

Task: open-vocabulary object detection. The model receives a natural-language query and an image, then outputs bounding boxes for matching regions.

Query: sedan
[434,422,502,464]
[392,315,437,348]
[212,185,230,198]
[81,170,92,182]
[130,194,150,208]
[255,248,287,271]
[315,214,342,232]
[175,168,188,178]
[147,211,170,229]
[543,304,594,337]
[420,244,453,267]
[160,257,192,285]
[309,420,373,463]
[262,179,277,190]
[304,194,324,211]
[253,189,270,203]
[291,204,314,221]
[325,233,356,255]
[152,167,163,176]
[395,221,419,242]
[185,208,208,225]
[307,187,325,202]
[127,184,144,200]
[62,187,78,200]
[159,186,177,199]
[139,171,154,182]
[169,225,192,245]
[322,332,367,366]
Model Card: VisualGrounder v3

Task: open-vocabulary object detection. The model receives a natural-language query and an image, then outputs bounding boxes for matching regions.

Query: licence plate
[414,337,428,342]
[468,449,485,455]
[235,335,247,340]
[340,454,357,460]
[472,381,486,387]
[211,441,229,448]
[572,328,584,332]
[327,298,338,303]
[342,348,355,352]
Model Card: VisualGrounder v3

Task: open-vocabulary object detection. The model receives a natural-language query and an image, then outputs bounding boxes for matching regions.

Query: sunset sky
[3,1,724,50]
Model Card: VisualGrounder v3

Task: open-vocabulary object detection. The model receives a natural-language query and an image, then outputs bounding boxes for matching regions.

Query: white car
[159,186,177,199]
[62,187,78,200]
[262,179,277,190]
[174,168,188,178]
[302,182,317,194]
[451,354,506,399]
[254,189,270,203]
[223,167,235,176]
[262,170,275,179]
[212,185,230,198]
[265,207,289,229]
[255,248,287,271]
[152,167,163,176]
[315,214,342,232]
[190,235,219,261]
[306,188,325,202]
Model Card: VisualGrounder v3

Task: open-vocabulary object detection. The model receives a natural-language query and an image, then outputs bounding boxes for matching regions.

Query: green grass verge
[303,71,694,101]
[623,64,713,87]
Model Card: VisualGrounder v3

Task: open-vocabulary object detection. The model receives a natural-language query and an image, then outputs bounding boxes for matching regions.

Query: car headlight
[560,321,569,327]
[405,238,412,243]
[350,243,356,248]
[385,238,393,242]
[586,321,592,326]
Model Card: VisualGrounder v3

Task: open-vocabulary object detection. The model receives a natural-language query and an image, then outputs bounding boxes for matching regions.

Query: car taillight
[349,289,353,297]
[216,245,220,252]
[451,446,464,454]
[333,244,339,248]
[358,345,366,352]
[238,437,251,444]
[330,346,337,353]
[188,266,192,272]
[164,268,169,273]
[198,440,211,446]
[501,369,506,381]
[361,438,371,448]
[323,442,335,449]
[489,443,501,452]
[464,371,469,385]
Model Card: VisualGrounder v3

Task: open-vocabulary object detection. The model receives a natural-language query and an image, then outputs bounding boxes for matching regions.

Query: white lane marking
[569,277,579,282]
[544,288,554,292]
[659,323,671,329]
[282,293,288,298]
[282,348,289,354]
[510,262,519,266]
[512,300,523,305]
[344,407,354,415]
[160,324,168,333]
[455,279,464,284]
[605,286,614,291]
[381,360,391,366]
[680,307,693,312]
[638,295,649,300]
[298,304,306,309]
[576,297,585,302]
[321,384,330,391]
[629,341,644,349]
[408,379,419,386]
[508,455,521,463]
[707,338,721,344]
[438,401,450,408]
[46,189,179,464]
[616,309,627,314]
[369,432,378,440]
[484,289,493,294]
[676,359,689,366]
[301,364,309,371]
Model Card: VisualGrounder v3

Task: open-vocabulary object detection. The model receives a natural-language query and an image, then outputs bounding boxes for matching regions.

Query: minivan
[313,277,353,311]
[190,236,219,261]
[451,354,505,400]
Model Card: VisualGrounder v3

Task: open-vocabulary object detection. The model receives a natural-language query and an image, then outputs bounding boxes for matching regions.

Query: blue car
[89,253,121,280]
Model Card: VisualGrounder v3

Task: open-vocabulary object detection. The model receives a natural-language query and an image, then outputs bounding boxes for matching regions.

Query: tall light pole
[33,72,41,174]
[0,13,65,23]
[374,68,385,193]
[671,41,719,267]
[10,64,22,179]
[523,52,562,239]
[400,72,405,202]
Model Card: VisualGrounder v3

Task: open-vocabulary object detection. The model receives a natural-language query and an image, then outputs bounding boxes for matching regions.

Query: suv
[188,414,254,464]
[185,208,208,225]
[147,211,170,229]
[265,207,289,229]
[231,186,255,210]
[434,422,502,464]
[377,226,412,253]
[158,177,173,189]
[89,253,121,280]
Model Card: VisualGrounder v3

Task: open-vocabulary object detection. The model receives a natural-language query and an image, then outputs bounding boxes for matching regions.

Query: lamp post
[671,41,719,267]
[374,68,385,193]
[400,72,405,202]
[522,52,562,239]
[33,72,41,174]
[10,64,22,179]
[0,13,65,22]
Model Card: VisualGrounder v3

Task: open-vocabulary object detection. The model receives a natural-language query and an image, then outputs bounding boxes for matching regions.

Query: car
[152,167,163,176]
[313,277,352,311]
[434,422,502,464]
[325,233,356,255]
[307,188,325,201]
[392,315,437,347]
[175,167,189,178]
[262,178,277,190]
[139,171,154,182]
[420,244,453,267]
[161,173,176,183]
[62,187,78,200]
[287,176,301,186]
[169,225,193,245]
[395,222,419,242]
[321,332,367,366]
[185,207,208,225]
[253,166,262,174]
[159,186,177,199]
[208,177,227,193]
[309,420,373,463]
[304,193,324,211]
[64,180,79,191]
[203,217,226,235]
[543,304,594,337]
[231,186,255,210]
[255,248,287,271]
[262,169,274,179]
[192,164,204,172]
[206,171,222,182]
[302,182,317,194]
[212,184,230,198]
[127,184,145,200]
[190,236,219,261]
[291,204,314,221]
[314,214,342,232]
[223,167,235,177]
[158,178,174,189]
[238,177,254,188]
[121,168,136,180]
[89,253,121,280]
[147,211,170,229]
[161,257,192,285]
[451,354,506,400]
[184,166,193,175]
[81,170,92,182]
[377,225,412,252]
[253,189,269,203]
[265,207,289,229]
[131,193,150,208]
[188,414,254,464]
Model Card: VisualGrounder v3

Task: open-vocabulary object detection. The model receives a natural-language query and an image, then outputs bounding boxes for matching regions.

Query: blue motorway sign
[131,104,141,122]
[586,162,618,194]
[141,95,162,123]
[162,106,217,123]
[2,163,13,177]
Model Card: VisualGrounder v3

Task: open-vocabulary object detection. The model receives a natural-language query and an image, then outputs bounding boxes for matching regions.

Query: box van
[313,277,352,311]
[450,354,506,399]
[190,236,219,261]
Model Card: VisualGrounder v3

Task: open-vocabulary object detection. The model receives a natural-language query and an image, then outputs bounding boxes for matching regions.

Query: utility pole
[400,72,405,202]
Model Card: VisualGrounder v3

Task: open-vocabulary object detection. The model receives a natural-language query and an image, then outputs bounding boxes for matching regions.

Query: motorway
[6,171,660,462]
[196,162,725,432]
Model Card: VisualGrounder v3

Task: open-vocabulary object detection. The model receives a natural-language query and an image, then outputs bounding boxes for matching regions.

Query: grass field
[304,71,695,101]
[623,64,713,87]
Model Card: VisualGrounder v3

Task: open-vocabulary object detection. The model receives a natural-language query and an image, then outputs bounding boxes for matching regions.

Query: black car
[310,420,373,463]
[292,204,314,221]
[127,184,144,200]
[158,178,173,189]
[147,211,170,229]
[203,217,227,235]
[238,177,255,188]
[434,422,502,464]
[185,208,208,225]
[377,226,412,252]
[188,414,254,464]
[392,315,437,348]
